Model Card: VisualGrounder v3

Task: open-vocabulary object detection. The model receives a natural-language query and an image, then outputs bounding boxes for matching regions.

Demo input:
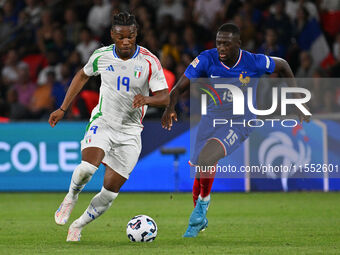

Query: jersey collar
[112,45,140,59]
[220,49,243,70]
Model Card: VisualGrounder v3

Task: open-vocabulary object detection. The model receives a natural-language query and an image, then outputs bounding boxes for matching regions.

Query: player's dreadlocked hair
[217,23,240,36]
[112,12,138,28]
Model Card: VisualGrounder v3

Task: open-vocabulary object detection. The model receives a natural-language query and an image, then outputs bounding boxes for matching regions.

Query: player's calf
[67,161,98,200]
[78,187,118,226]
[55,161,98,226]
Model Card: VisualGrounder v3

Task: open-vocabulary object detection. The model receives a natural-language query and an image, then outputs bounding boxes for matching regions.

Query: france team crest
[134,66,142,78]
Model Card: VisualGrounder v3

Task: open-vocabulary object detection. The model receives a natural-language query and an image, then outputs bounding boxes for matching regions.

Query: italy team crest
[134,66,143,78]
[85,135,92,144]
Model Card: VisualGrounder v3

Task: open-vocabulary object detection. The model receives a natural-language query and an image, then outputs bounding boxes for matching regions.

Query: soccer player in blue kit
[162,23,310,237]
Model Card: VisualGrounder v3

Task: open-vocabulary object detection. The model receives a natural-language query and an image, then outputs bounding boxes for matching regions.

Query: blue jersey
[186,49,276,163]
[184,48,275,120]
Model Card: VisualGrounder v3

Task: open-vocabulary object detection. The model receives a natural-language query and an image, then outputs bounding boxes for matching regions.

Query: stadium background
[0,0,340,192]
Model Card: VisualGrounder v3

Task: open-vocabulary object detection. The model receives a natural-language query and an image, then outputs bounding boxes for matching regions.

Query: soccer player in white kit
[48,12,169,242]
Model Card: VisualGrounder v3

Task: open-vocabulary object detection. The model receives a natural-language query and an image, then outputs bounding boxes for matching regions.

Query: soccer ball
[126,215,157,242]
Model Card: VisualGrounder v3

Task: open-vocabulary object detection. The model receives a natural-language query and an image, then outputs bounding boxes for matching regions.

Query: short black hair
[112,12,138,28]
[217,23,240,36]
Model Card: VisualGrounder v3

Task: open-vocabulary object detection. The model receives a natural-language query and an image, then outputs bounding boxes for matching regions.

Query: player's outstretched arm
[272,57,311,123]
[132,88,169,108]
[48,69,90,128]
[161,74,190,130]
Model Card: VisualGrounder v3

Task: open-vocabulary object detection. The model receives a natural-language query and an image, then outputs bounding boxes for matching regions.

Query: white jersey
[83,44,168,135]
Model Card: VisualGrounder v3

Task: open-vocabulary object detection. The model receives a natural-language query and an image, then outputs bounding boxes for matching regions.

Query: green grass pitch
[1,192,340,255]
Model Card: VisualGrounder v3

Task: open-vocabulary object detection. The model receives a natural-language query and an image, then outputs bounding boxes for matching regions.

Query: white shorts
[81,118,141,179]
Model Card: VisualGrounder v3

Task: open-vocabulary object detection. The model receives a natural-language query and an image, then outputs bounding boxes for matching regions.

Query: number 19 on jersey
[117,76,130,92]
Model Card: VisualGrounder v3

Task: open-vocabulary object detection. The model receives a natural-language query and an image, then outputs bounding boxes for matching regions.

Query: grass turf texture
[0,193,340,255]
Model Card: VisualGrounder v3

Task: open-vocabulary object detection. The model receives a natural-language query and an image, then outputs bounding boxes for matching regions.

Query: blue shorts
[190,115,252,165]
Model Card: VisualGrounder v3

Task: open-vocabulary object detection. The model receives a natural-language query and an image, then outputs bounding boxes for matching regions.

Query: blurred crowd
[0,0,340,122]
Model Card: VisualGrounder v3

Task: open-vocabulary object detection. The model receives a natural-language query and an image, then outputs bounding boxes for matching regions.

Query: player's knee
[99,186,118,205]
[197,155,217,168]
[198,141,225,166]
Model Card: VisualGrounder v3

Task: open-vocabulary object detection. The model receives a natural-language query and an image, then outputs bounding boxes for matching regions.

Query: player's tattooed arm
[272,57,310,123]
[48,69,90,127]
[161,74,190,130]
[132,89,169,108]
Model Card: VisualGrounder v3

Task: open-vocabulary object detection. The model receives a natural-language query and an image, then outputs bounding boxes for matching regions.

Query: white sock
[66,161,98,200]
[199,194,211,202]
[77,187,118,227]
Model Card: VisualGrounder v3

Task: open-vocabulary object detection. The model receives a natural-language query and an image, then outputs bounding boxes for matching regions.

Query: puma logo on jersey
[106,65,115,71]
